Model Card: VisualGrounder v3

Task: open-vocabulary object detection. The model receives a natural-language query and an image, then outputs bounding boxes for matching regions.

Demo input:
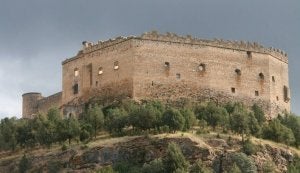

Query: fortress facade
[22,31,290,119]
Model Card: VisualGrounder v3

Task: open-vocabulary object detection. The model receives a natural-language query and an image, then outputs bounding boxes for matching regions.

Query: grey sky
[0,0,299,119]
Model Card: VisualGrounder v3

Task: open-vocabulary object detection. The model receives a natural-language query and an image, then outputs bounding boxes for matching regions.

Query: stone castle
[22,31,290,119]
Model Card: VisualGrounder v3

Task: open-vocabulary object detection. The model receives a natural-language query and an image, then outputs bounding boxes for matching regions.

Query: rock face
[0,136,297,173]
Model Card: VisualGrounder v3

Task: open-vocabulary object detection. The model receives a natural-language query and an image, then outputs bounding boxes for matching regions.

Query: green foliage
[163,142,189,173]
[0,117,18,151]
[97,165,118,173]
[47,160,63,173]
[230,103,250,142]
[85,104,104,138]
[213,152,257,173]
[251,104,266,125]
[229,163,242,173]
[262,119,295,145]
[180,108,196,131]
[142,158,164,173]
[19,154,31,173]
[262,160,276,173]
[113,161,142,173]
[162,108,185,133]
[190,159,212,173]
[61,144,68,151]
[242,139,257,155]
[288,155,300,173]
[279,113,300,147]
[105,107,128,134]
[195,102,229,130]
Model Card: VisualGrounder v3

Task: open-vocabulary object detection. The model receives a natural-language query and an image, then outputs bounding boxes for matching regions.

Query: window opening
[283,85,289,102]
[164,62,170,69]
[259,73,264,80]
[98,67,103,75]
[114,61,119,70]
[176,73,181,79]
[73,83,79,94]
[247,51,252,58]
[74,68,79,77]
[235,69,241,76]
[231,87,236,93]
[198,63,206,72]
[255,90,259,96]
[272,76,275,82]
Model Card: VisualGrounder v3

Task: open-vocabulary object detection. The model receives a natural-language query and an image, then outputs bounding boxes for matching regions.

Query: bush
[19,154,31,173]
[97,165,117,173]
[142,158,164,173]
[162,109,185,133]
[61,144,68,151]
[242,139,257,155]
[163,142,189,173]
[262,161,276,173]
[212,152,257,173]
[190,159,212,173]
[47,160,63,173]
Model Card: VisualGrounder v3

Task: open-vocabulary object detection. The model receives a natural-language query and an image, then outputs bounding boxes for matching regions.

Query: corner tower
[22,92,42,118]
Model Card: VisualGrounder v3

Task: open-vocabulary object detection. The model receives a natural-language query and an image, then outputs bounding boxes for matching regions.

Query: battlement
[62,31,288,65]
[139,31,288,63]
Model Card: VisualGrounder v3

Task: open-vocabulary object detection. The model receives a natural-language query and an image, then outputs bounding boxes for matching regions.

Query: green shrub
[47,160,63,173]
[97,165,117,173]
[163,142,189,173]
[242,139,257,155]
[262,161,276,173]
[190,159,212,173]
[229,163,242,173]
[19,154,31,173]
[61,144,68,151]
[142,158,164,173]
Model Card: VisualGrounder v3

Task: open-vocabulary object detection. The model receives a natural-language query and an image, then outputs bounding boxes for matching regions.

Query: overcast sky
[0,0,299,119]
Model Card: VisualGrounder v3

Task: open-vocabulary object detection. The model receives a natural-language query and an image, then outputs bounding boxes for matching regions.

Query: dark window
[272,76,275,82]
[283,85,289,102]
[164,62,170,69]
[96,81,98,86]
[73,83,79,94]
[198,63,206,72]
[235,69,241,76]
[255,90,259,96]
[276,96,279,101]
[247,51,252,58]
[231,87,236,93]
[176,73,181,79]
[259,73,264,80]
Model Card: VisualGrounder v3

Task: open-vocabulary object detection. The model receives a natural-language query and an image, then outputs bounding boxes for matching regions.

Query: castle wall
[132,38,289,118]
[62,39,135,116]
[22,92,43,119]
[37,92,62,115]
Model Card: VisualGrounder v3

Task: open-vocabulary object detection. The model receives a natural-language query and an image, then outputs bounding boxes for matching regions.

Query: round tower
[22,92,42,119]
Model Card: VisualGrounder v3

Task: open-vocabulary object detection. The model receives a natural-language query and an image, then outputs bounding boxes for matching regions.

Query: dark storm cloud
[0,0,299,118]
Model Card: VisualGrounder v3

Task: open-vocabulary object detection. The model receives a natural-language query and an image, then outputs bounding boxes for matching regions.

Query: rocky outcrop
[0,135,298,173]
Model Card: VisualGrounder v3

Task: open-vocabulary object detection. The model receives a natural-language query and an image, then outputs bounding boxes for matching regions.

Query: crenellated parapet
[140,31,288,63]
[62,31,288,65]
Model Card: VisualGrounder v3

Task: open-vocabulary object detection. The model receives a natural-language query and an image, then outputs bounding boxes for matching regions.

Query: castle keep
[22,31,290,119]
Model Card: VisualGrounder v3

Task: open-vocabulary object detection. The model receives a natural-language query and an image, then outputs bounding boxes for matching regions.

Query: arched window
[164,62,170,69]
[74,68,79,77]
[73,83,79,94]
[235,69,241,76]
[114,61,119,70]
[198,63,206,72]
[98,67,103,75]
[259,73,264,80]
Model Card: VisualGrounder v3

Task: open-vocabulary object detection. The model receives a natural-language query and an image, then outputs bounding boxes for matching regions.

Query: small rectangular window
[283,85,289,102]
[176,73,181,79]
[73,84,79,94]
[272,76,275,82]
[231,87,235,93]
[255,91,259,96]
[247,51,252,58]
